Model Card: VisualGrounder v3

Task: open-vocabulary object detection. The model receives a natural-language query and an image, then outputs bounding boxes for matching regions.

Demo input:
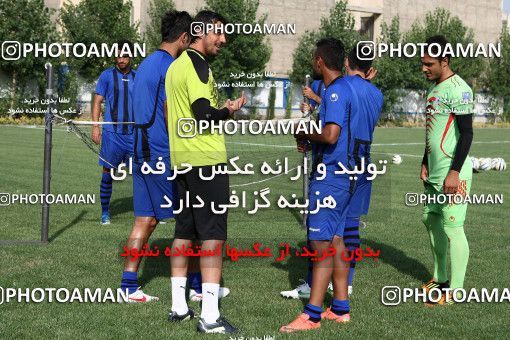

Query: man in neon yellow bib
[165,10,246,333]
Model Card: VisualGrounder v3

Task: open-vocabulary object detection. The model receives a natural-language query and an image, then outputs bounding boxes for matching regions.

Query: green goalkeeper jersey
[425,74,473,191]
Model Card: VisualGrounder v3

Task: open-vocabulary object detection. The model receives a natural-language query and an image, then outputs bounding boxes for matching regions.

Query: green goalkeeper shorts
[422,179,471,228]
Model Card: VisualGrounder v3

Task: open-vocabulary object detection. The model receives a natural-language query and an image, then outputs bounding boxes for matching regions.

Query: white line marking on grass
[230,167,299,187]
[5,126,510,147]
[226,141,294,148]
[371,152,422,158]
[372,142,423,146]
[2,125,69,132]
[227,140,510,149]
[470,141,510,144]
[372,141,510,146]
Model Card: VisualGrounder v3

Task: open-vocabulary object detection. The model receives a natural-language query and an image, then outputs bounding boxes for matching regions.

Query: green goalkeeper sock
[423,212,448,282]
[444,226,469,290]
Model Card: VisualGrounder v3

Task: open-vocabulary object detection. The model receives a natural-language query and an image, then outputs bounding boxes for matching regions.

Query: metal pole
[302,74,311,229]
[41,63,54,244]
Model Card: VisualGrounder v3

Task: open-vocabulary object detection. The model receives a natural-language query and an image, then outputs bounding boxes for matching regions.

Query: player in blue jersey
[281,78,328,300]
[120,10,229,304]
[340,45,383,294]
[92,40,136,225]
[281,38,379,333]
[119,10,193,303]
[281,46,381,301]
[280,37,382,332]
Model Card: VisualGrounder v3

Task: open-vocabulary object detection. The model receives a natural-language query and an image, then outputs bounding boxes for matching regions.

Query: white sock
[171,277,188,315]
[201,282,220,324]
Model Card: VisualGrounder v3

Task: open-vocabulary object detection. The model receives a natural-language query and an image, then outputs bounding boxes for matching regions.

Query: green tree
[56,63,81,118]
[144,0,175,53]
[290,0,359,84]
[374,9,487,117]
[0,0,59,109]
[290,31,320,84]
[59,0,140,81]
[402,8,485,91]
[487,28,510,121]
[372,17,413,114]
[204,0,271,87]
[266,81,276,119]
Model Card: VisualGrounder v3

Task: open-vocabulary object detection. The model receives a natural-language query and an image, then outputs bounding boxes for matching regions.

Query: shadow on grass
[49,210,87,242]
[108,196,133,218]
[270,238,431,306]
[136,237,230,295]
[362,238,431,282]
[138,238,174,285]
[270,240,319,307]
[287,206,306,226]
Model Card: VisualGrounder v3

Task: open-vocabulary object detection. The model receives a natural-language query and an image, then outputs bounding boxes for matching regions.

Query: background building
[31,1,509,119]
[151,0,503,77]
[45,0,504,78]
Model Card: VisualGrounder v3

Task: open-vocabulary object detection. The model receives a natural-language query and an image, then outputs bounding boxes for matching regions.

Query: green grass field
[0,124,509,339]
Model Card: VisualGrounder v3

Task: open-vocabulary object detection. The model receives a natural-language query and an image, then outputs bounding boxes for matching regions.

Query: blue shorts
[133,157,176,220]
[307,181,352,241]
[99,131,133,168]
[346,174,372,218]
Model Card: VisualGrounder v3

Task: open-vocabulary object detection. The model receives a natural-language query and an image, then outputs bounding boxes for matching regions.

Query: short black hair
[116,39,133,57]
[314,38,345,71]
[161,10,192,43]
[190,10,227,43]
[348,43,373,72]
[425,35,450,63]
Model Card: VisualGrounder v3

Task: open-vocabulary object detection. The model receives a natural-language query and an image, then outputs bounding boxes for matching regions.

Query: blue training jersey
[343,75,384,166]
[312,76,354,190]
[95,67,136,134]
[132,49,175,162]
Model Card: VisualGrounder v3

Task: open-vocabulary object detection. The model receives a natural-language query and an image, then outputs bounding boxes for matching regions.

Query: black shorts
[174,165,229,240]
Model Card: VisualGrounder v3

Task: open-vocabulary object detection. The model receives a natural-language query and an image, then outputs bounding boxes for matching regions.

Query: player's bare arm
[223,91,247,115]
[365,67,378,80]
[421,149,428,181]
[303,86,321,104]
[91,94,104,145]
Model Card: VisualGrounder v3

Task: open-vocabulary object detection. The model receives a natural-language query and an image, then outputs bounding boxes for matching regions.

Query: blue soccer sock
[331,298,349,316]
[188,272,202,293]
[303,303,322,323]
[100,171,113,215]
[120,271,138,294]
[344,217,361,286]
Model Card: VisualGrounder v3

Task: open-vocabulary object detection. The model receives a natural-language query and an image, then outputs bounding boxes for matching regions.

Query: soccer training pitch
[0,124,509,339]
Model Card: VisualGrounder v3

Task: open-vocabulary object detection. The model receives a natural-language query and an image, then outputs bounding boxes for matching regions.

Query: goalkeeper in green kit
[419,35,474,306]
